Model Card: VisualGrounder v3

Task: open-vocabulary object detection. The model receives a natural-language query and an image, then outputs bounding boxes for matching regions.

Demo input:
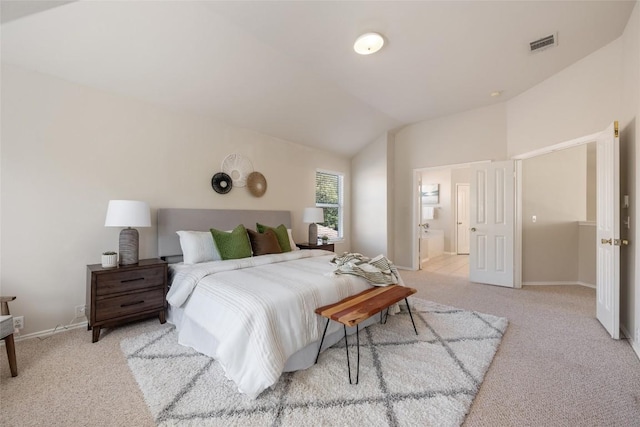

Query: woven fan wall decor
[222,154,253,187]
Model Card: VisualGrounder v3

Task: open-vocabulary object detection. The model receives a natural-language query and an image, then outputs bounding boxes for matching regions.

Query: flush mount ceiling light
[354,32,384,55]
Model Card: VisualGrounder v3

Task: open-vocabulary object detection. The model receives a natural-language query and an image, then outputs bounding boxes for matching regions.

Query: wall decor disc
[211,172,232,194]
[246,171,267,197]
[221,154,253,187]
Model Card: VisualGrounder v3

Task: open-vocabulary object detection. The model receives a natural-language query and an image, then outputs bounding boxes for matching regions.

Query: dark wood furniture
[297,242,335,252]
[86,259,168,343]
[314,284,418,384]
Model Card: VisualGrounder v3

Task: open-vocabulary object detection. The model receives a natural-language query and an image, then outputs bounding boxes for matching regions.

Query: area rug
[121,298,508,426]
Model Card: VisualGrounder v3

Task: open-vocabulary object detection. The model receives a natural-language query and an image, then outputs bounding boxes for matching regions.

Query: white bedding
[166,250,372,398]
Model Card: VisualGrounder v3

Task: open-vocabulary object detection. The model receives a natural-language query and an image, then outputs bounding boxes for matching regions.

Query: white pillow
[176,230,222,264]
[287,229,300,251]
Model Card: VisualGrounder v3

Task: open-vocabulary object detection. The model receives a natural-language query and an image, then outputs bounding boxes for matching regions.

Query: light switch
[532,215,537,223]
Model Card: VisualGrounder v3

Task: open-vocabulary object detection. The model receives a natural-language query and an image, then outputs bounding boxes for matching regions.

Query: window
[315,170,343,241]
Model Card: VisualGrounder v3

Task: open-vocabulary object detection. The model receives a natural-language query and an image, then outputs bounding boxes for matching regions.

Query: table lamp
[105,200,151,265]
[303,207,324,245]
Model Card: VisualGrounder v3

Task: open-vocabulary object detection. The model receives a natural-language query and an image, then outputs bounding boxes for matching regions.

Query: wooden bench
[314,284,418,384]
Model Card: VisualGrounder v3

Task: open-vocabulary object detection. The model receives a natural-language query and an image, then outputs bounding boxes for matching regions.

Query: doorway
[415,162,482,272]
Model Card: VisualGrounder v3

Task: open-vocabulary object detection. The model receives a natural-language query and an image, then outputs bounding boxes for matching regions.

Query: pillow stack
[177,223,299,263]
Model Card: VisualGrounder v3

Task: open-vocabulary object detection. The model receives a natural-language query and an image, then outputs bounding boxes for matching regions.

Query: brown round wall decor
[211,172,232,194]
[246,171,267,197]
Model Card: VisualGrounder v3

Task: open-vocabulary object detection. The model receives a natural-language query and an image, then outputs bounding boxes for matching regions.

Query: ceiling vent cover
[529,33,557,53]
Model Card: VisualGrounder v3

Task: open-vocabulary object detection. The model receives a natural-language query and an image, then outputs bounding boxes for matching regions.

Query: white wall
[393,103,507,268]
[351,132,389,257]
[578,223,597,286]
[506,38,622,157]
[0,64,351,335]
[521,145,587,283]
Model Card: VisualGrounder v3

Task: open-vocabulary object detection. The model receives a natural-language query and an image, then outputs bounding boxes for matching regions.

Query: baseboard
[3,320,88,343]
[523,281,595,289]
[632,339,640,361]
[620,324,640,361]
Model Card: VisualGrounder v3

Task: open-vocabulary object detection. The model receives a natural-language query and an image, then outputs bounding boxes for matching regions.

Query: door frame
[412,160,490,271]
[511,130,602,290]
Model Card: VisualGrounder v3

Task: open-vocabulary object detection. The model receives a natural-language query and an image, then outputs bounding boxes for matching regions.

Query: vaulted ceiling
[1,1,636,156]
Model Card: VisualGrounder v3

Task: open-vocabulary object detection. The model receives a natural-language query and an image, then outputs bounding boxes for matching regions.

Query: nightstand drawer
[96,266,165,296]
[95,288,164,322]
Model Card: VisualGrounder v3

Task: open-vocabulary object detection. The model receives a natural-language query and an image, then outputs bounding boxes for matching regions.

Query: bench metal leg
[405,298,418,335]
[355,324,360,384]
[315,318,330,364]
[381,307,390,324]
[344,324,360,385]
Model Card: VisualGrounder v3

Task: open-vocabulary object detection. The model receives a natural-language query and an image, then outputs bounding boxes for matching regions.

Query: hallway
[420,254,469,277]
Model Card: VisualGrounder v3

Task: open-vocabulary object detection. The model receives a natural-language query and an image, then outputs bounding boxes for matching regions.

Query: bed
[158,208,378,399]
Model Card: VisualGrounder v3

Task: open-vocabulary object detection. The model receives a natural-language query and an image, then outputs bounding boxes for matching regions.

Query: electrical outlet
[75,305,86,318]
[13,316,24,330]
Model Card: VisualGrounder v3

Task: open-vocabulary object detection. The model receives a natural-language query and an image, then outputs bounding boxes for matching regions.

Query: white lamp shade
[104,200,151,228]
[303,207,324,223]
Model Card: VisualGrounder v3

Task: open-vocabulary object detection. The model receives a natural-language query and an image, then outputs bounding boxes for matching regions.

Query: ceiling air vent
[529,33,557,53]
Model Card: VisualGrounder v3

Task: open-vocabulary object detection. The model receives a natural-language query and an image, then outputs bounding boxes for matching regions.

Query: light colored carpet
[120,298,507,426]
[2,266,639,426]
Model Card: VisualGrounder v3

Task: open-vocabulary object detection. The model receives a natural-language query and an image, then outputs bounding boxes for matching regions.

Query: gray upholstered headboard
[157,208,292,260]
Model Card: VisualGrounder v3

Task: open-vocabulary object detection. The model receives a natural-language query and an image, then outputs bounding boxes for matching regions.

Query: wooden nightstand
[86,258,168,343]
[297,242,335,252]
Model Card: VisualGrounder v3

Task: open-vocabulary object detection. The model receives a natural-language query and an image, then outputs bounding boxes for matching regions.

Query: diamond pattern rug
[121,298,508,426]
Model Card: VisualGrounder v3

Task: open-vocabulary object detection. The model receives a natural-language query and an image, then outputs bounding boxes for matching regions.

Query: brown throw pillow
[247,228,282,256]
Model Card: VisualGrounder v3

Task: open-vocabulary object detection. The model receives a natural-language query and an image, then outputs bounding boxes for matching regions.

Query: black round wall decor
[211,172,232,194]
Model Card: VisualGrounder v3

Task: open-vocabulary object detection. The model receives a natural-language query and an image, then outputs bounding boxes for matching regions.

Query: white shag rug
[121,298,508,426]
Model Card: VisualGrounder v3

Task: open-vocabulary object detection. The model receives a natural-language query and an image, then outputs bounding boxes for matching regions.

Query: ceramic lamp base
[119,227,139,265]
[308,223,318,245]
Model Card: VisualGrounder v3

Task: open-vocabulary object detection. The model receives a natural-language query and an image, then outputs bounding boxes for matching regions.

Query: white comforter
[166,250,371,398]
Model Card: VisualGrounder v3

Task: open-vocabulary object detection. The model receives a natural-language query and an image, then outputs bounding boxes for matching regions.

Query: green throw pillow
[256,223,292,252]
[210,224,252,260]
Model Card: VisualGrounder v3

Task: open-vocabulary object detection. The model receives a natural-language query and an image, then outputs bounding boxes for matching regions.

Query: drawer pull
[121,300,144,307]
[121,277,145,283]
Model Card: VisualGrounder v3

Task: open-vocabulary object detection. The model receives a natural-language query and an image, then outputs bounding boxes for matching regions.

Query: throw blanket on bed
[329,252,403,286]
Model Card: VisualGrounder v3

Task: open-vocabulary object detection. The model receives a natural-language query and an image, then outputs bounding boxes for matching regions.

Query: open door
[469,160,515,287]
[417,175,423,270]
[596,121,621,339]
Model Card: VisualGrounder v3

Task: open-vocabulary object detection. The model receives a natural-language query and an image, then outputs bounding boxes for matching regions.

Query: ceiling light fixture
[490,91,502,97]
[354,32,384,55]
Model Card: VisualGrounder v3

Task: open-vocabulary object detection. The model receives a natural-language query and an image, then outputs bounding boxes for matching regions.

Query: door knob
[601,238,612,245]
[471,227,476,232]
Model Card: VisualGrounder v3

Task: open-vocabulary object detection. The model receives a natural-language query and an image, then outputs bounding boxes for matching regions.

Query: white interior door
[456,184,470,254]
[469,160,515,287]
[417,175,423,270]
[596,121,620,339]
